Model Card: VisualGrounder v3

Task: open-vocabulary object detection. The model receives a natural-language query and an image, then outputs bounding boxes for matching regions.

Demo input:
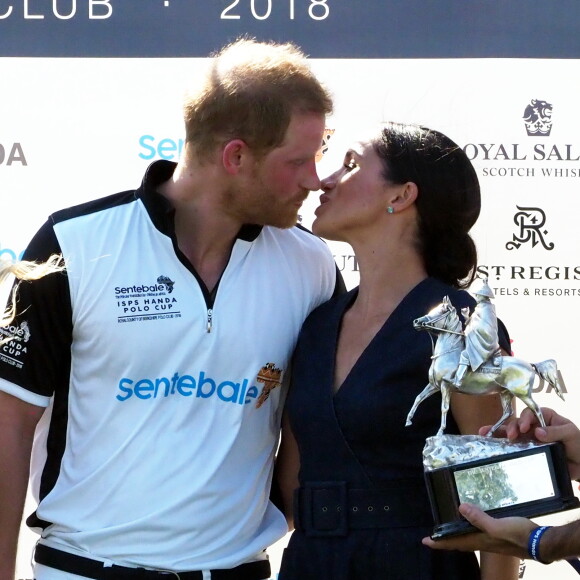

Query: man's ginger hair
[183,37,333,161]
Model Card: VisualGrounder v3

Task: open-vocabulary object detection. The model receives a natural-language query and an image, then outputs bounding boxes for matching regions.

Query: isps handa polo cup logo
[114,275,180,323]
[0,320,30,370]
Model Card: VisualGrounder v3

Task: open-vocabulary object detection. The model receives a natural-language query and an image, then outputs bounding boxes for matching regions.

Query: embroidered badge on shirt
[255,363,283,408]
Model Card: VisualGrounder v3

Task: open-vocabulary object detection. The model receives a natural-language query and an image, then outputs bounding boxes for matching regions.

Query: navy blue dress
[279,278,510,580]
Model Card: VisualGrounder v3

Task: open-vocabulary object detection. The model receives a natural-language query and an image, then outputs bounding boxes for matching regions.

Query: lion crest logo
[523,99,553,137]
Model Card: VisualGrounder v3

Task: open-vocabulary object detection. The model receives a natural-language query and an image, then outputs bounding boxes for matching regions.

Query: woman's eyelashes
[343,158,358,172]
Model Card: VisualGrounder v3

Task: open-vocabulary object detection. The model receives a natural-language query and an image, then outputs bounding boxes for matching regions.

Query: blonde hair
[184,37,333,161]
[1,255,65,342]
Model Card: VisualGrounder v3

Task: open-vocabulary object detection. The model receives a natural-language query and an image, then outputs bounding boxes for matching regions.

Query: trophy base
[424,439,580,539]
[431,496,580,539]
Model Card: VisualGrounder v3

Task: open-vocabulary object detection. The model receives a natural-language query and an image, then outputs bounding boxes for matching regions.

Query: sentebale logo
[116,370,261,406]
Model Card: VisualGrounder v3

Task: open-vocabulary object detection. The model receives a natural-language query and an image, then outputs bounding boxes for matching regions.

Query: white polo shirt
[0,161,340,570]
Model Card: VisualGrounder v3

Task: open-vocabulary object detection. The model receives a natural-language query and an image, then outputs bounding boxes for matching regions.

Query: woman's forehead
[348,138,374,156]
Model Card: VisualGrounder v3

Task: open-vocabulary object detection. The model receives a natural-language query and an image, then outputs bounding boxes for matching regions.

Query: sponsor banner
[0,1,580,57]
[1,29,579,580]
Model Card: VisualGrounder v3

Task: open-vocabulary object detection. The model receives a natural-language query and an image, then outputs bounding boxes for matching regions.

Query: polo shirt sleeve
[0,221,73,406]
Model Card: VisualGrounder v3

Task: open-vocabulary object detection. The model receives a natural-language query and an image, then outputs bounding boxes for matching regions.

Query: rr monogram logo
[505,206,554,251]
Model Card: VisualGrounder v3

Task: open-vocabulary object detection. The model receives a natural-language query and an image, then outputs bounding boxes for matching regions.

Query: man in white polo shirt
[0,38,343,580]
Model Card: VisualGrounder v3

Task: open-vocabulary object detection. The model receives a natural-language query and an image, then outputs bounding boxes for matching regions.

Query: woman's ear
[389,182,419,212]
[222,139,249,175]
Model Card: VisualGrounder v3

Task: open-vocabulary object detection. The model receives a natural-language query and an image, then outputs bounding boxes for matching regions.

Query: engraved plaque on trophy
[405,279,580,538]
[422,435,579,538]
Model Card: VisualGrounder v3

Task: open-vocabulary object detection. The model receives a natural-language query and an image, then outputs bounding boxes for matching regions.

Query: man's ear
[222,139,249,175]
[389,182,419,212]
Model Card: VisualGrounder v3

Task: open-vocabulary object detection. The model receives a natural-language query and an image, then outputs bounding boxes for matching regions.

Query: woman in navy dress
[276,123,519,580]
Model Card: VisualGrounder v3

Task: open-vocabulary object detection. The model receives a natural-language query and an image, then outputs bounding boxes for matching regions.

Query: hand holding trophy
[406,278,579,538]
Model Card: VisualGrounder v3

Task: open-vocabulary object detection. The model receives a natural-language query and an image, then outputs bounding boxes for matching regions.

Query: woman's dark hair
[373,122,480,289]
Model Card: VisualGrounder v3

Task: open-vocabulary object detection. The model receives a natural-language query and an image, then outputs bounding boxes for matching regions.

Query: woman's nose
[320,173,337,191]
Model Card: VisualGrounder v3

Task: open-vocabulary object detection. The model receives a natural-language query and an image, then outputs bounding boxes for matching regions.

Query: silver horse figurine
[405,296,565,437]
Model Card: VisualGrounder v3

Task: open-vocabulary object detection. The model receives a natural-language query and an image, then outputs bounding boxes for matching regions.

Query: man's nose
[302,163,321,192]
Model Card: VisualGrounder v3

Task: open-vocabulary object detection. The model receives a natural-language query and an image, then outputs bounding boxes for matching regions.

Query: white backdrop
[1,8,580,579]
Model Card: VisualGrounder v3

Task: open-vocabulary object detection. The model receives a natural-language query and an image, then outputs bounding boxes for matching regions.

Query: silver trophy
[406,279,579,538]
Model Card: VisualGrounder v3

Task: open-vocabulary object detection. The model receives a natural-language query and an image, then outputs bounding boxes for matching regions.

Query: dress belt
[294,480,433,537]
[34,544,271,580]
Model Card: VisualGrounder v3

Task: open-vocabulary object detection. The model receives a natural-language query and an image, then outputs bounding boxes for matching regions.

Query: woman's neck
[349,240,427,321]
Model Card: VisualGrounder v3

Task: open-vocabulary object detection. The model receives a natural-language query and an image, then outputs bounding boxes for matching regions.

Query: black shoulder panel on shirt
[22,221,63,262]
[50,190,137,226]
